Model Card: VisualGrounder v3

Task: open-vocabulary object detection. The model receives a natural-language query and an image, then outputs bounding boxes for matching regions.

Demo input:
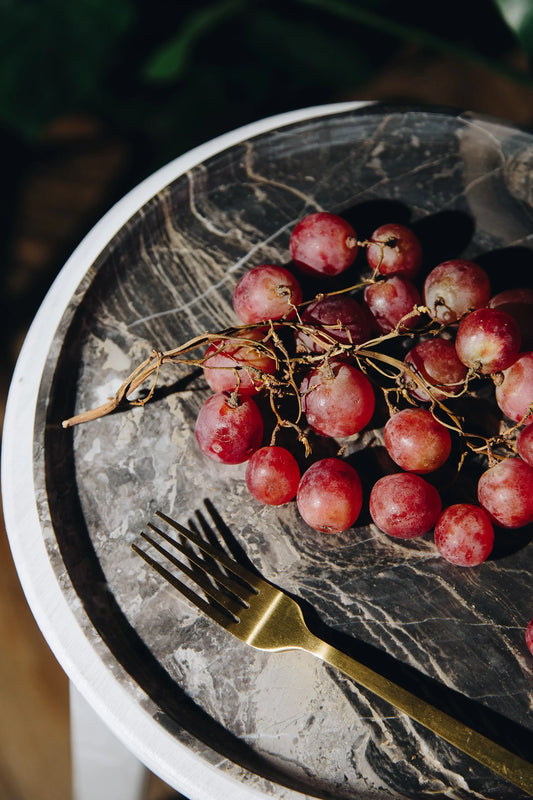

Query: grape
[289,212,358,276]
[384,408,452,474]
[489,287,533,351]
[203,329,277,396]
[434,504,494,566]
[195,392,263,464]
[369,472,442,538]
[455,308,521,374]
[495,351,533,424]
[232,264,303,323]
[245,446,300,505]
[526,619,533,656]
[404,337,468,402]
[423,259,491,323]
[300,360,375,438]
[296,457,363,533]
[295,294,374,353]
[366,222,423,279]
[477,457,533,528]
[517,425,533,466]
[363,276,421,333]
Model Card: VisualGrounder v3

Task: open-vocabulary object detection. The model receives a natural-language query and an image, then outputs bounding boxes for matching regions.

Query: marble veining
[33,106,533,799]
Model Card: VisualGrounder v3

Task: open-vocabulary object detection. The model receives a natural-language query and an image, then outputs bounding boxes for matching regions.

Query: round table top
[3,100,533,800]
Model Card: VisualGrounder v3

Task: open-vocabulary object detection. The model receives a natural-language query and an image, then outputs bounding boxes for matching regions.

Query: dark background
[1,2,533,798]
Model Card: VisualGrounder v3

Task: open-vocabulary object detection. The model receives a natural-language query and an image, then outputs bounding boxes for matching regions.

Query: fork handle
[311,639,533,795]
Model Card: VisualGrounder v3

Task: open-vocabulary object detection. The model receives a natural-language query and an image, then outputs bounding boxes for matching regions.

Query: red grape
[434,504,494,566]
[423,259,491,323]
[384,408,452,474]
[195,392,263,464]
[517,425,533,466]
[489,287,533,351]
[526,619,533,656]
[202,329,277,396]
[245,446,300,505]
[232,265,302,323]
[404,337,468,402]
[363,276,421,333]
[300,360,375,438]
[495,351,533,424]
[289,212,358,276]
[369,472,442,538]
[296,294,374,353]
[296,457,363,533]
[455,308,521,374]
[366,222,422,279]
[477,457,533,528]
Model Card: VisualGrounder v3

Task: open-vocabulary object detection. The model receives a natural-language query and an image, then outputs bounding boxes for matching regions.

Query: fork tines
[132,510,258,626]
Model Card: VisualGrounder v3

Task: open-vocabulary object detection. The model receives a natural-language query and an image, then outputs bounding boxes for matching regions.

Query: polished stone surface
[34,106,533,798]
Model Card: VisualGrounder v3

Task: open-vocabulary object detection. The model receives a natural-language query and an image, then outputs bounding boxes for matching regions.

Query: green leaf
[492,0,533,58]
[142,0,245,82]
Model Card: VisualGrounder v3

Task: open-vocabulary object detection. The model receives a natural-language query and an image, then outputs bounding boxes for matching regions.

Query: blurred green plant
[0,0,532,170]
[493,0,533,56]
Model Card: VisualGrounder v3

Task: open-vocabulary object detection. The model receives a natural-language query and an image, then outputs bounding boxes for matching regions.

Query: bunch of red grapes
[194,212,533,588]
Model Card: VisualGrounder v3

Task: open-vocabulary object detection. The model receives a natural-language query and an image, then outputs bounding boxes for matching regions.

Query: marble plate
[9,103,533,799]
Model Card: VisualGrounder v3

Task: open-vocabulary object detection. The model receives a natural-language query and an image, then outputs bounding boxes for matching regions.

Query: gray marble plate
[35,104,533,798]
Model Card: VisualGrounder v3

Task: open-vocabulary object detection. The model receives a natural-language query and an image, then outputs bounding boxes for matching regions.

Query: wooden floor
[1,48,533,800]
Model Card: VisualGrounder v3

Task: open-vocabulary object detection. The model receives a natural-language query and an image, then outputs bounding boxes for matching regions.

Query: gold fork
[132,510,533,796]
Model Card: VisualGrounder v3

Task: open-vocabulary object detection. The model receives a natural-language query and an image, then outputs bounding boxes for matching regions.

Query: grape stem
[60,289,524,470]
